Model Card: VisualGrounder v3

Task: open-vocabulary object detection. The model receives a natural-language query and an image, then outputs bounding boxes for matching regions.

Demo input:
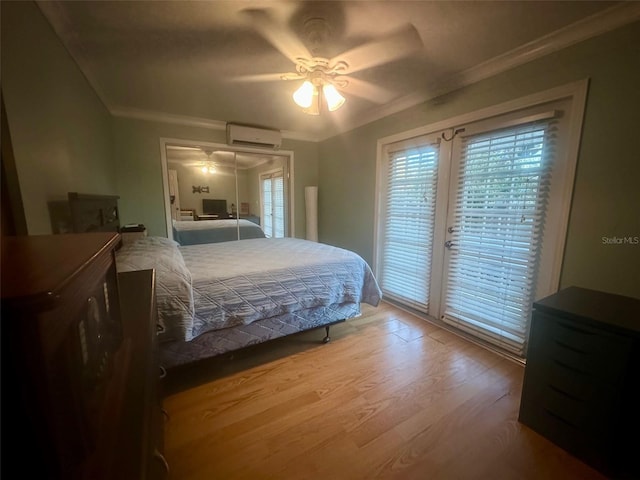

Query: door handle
[445,240,455,249]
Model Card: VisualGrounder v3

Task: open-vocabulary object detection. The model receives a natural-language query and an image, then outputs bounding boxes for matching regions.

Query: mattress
[172,219,265,245]
[116,237,382,345]
[181,237,381,337]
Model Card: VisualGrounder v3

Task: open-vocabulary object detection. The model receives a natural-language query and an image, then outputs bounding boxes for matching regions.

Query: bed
[115,236,382,369]
[172,218,265,245]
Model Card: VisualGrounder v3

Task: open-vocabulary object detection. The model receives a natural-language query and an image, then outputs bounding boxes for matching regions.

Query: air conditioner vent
[226,124,282,150]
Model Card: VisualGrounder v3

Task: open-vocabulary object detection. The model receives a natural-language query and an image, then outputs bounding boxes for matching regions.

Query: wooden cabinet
[1,233,165,479]
[113,269,167,479]
[519,286,640,479]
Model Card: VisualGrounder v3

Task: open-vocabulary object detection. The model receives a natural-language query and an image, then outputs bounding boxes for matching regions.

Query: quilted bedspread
[172,219,265,245]
[115,236,194,343]
[180,237,382,339]
[116,237,382,344]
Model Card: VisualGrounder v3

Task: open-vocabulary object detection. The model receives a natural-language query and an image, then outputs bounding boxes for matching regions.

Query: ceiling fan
[235,9,423,115]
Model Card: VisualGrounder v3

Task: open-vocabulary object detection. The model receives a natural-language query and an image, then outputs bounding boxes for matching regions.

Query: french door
[261,170,285,238]
[376,91,582,357]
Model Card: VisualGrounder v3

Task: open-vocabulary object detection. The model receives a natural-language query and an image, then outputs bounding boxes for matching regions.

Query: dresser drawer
[525,372,618,434]
[525,359,618,412]
[528,311,632,384]
[519,371,616,471]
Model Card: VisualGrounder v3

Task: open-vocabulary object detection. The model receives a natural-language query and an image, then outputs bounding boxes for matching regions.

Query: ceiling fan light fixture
[302,87,320,115]
[323,84,345,112]
[200,162,216,174]
[293,80,315,108]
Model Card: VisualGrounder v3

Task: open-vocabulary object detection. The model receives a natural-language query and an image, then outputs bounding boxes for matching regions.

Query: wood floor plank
[163,302,608,479]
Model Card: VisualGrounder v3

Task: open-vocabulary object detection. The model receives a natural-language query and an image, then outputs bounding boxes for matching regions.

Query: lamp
[293,79,345,115]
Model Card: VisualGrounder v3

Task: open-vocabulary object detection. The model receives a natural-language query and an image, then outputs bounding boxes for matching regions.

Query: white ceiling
[37,1,639,141]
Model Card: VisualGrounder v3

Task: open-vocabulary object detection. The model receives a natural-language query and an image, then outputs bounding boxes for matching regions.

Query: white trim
[113,107,319,143]
[453,2,640,91]
[159,140,173,239]
[116,107,227,131]
[377,80,589,146]
[547,80,589,294]
[159,137,296,240]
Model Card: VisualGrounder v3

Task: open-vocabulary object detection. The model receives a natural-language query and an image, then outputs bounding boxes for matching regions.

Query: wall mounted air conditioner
[226,124,282,150]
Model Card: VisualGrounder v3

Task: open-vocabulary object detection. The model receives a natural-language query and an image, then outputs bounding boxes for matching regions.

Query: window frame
[374,80,588,341]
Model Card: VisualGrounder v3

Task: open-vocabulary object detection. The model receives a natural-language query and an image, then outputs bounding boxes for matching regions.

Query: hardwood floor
[162,301,609,479]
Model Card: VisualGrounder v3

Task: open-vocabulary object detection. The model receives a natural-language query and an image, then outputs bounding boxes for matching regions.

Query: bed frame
[158,302,353,369]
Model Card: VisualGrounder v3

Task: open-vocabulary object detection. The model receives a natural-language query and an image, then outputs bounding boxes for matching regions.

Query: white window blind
[262,177,273,237]
[273,176,285,237]
[379,141,440,312]
[261,171,285,238]
[442,120,555,356]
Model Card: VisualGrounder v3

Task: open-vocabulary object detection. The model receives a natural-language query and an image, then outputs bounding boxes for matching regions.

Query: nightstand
[121,225,147,245]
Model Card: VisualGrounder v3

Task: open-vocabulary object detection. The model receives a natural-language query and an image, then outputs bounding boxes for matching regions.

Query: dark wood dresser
[1,233,166,479]
[519,286,640,479]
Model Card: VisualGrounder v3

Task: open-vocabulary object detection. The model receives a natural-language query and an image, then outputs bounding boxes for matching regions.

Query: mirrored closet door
[161,139,292,241]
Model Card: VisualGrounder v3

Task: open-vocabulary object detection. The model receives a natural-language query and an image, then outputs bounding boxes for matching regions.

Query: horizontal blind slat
[444,120,554,356]
[379,143,439,312]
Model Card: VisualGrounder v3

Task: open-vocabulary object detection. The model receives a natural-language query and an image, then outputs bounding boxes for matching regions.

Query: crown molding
[323,2,640,141]
[111,106,228,130]
[110,107,321,142]
[452,2,640,89]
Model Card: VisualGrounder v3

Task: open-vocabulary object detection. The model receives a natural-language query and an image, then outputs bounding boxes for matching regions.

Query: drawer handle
[548,384,582,403]
[162,408,170,422]
[159,365,167,379]
[553,359,588,376]
[556,321,595,336]
[543,408,578,429]
[154,449,169,473]
[554,340,588,355]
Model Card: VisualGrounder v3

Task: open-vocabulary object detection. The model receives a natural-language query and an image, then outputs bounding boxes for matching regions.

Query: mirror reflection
[165,143,291,243]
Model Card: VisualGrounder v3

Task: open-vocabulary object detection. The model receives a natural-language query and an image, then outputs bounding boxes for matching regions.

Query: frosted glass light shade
[323,84,345,111]
[293,81,315,108]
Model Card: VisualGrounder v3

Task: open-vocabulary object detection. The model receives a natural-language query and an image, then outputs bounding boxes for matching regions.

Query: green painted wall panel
[1,1,115,234]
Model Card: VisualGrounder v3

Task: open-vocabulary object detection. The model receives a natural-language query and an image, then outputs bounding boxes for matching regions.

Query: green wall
[113,116,318,238]
[1,1,115,235]
[318,21,640,299]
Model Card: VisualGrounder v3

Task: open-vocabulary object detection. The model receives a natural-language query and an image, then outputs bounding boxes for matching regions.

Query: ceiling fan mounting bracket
[291,57,350,88]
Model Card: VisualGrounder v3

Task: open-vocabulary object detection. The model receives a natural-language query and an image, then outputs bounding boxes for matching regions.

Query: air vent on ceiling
[226,124,282,150]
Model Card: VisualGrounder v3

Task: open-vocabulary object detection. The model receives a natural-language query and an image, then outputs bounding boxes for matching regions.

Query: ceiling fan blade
[332,24,423,75]
[339,76,397,104]
[230,72,304,83]
[241,9,312,64]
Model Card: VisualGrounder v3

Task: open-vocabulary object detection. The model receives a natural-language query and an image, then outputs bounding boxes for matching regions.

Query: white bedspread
[116,237,382,343]
[180,238,382,338]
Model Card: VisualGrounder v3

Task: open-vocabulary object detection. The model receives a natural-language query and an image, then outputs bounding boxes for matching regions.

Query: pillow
[116,236,195,343]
